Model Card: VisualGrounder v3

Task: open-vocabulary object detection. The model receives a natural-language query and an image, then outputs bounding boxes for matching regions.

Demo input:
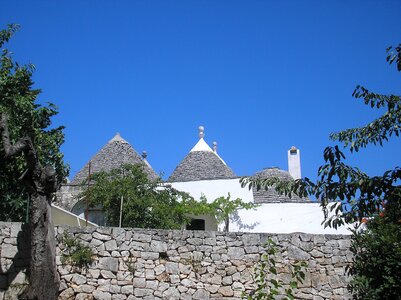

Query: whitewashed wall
[171,178,352,235]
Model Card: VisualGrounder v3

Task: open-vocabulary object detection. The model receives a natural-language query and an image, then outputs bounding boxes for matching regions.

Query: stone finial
[198,126,205,139]
[142,151,148,159]
[213,141,217,152]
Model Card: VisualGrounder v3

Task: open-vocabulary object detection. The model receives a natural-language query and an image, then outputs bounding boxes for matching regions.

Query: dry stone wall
[0,222,352,299]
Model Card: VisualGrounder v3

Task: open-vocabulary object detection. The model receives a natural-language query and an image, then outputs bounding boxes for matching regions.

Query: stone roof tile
[71,133,158,184]
[252,167,311,203]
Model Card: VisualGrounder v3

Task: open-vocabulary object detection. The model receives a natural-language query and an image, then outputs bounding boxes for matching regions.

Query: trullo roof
[252,167,311,203]
[71,133,159,184]
[168,126,236,182]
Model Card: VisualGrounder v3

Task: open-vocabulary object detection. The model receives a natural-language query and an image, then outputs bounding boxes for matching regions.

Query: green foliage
[348,216,401,299]
[242,44,401,298]
[0,24,69,221]
[61,233,94,268]
[386,44,401,71]
[184,193,259,232]
[79,164,192,229]
[242,44,401,230]
[243,239,307,300]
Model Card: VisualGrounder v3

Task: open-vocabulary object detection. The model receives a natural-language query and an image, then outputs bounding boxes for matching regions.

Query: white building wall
[171,178,352,235]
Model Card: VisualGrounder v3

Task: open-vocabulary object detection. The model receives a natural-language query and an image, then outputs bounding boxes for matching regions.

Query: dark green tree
[0,24,69,221]
[79,164,192,229]
[0,24,68,299]
[243,44,401,299]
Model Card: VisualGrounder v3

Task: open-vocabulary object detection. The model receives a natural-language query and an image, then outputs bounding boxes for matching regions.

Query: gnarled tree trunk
[0,113,60,300]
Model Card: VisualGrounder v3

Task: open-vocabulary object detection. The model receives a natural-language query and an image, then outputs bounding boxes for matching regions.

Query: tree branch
[0,113,30,158]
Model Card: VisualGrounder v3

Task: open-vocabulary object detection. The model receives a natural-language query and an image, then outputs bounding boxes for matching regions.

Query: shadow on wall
[0,223,31,298]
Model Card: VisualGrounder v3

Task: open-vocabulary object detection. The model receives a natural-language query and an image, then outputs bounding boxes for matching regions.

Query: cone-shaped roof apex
[71,133,158,184]
[168,126,236,182]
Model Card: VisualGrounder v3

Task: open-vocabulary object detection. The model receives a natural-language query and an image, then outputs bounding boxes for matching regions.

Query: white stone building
[55,126,352,235]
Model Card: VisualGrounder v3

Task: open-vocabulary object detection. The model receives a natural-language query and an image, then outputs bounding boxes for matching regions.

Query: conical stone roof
[168,126,236,182]
[252,167,310,203]
[71,133,159,184]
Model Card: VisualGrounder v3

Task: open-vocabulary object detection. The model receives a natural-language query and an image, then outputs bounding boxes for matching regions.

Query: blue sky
[1,1,401,181]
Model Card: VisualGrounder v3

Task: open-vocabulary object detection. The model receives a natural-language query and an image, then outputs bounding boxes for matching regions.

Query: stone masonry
[0,222,352,299]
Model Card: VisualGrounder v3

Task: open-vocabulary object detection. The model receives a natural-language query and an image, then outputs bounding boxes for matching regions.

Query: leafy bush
[61,233,94,268]
[348,216,401,299]
[79,164,192,229]
[244,239,307,300]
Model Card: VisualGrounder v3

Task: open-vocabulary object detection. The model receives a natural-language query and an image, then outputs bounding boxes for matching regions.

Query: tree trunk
[0,113,60,300]
[224,217,229,232]
[23,191,59,300]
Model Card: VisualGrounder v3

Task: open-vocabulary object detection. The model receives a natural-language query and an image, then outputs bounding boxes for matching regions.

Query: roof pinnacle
[213,141,217,152]
[198,126,205,139]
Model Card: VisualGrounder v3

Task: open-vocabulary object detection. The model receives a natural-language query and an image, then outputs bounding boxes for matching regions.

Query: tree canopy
[243,43,401,298]
[183,193,259,232]
[0,24,69,221]
[79,164,192,229]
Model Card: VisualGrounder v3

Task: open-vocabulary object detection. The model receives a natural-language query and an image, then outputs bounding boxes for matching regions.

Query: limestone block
[227,247,245,260]
[204,238,216,246]
[99,257,119,273]
[313,235,326,244]
[187,238,202,246]
[158,282,169,292]
[101,270,116,279]
[287,245,310,260]
[93,232,111,241]
[132,233,151,243]
[89,269,101,279]
[145,269,155,280]
[2,244,17,258]
[222,275,233,285]
[90,239,103,248]
[59,287,75,299]
[150,240,167,253]
[232,281,244,291]
[225,266,237,276]
[72,274,87,285]
[170,275,180,283]
[110,284,121,294]
[111,295,127,300]
[77,284,96,293]
[177,285,188,293]
[93,290,112,300]
[134,288,153,297]
[204,284,219,293]
[121,285,134,295]
[242,234,260,246]
[111,251,121,258]
[104,240,118,251]
[192,288,210,299]
[145,280,158,290]
[218,286,234,297]
[140,252,158,260]
[165,262,179,275]
[181,278,194,288]
[154,264,165,276]
[97,279,111,292]
[76,292,94,300]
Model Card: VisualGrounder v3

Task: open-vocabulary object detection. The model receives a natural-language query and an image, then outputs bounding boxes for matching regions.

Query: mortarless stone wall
[0,222,352,300]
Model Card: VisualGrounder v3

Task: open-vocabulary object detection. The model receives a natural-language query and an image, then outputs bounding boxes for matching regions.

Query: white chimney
[288,146,301,180]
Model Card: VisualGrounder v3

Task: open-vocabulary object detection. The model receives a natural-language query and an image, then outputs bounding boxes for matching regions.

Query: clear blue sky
[1,1,401,181]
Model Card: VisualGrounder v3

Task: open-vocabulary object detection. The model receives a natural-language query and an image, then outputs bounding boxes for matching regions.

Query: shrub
[61,233,94,269]
[244,239,307,300]
[348,216,401,299]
